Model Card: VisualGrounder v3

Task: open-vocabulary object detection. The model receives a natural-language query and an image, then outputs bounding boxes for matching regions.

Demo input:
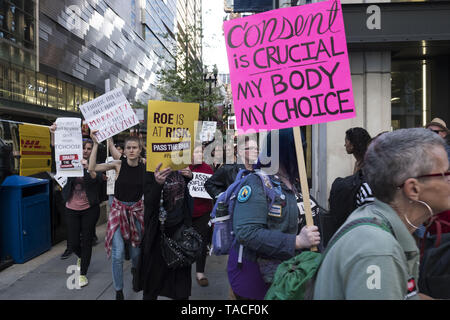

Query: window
[57,80,66,110]
[47,76,57,109]
[10,67,25,102]
[24,68,35,104]
[36,73,47,106]
[74,86,81,110]
[81,87,89,106]
[391,60,426,129]
[66,83,74,111]
[0,63,9,99]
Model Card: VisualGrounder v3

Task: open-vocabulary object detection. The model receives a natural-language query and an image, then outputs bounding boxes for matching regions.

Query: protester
[189,145,214,287]
[314,128,449,299]
[425,117,450,160]
[50,124,98,260]
[89,131,145,300]
[228,128,321,300]
[51,122,103,287]
[344,127,372,174]
[138,163,194,300]
[325,127,374,246]
[205,137,259,200]
[424,118,450,235]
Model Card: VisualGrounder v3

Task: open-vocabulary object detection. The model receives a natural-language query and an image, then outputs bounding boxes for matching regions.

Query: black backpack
[322,170,364,247]
[418,217,450,299]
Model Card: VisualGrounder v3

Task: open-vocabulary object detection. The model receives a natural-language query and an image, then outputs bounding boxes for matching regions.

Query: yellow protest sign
[146,100,199,172]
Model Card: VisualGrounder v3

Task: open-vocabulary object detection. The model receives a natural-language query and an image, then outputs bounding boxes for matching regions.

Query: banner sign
[80,88,138,142]
[147,100,199,172]
[188,172,212,199]
[200,121,217,142]
[224,0,355,133]
[54,118,83,177]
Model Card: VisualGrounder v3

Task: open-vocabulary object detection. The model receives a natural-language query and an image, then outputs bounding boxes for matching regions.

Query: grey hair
[363,128,446,203]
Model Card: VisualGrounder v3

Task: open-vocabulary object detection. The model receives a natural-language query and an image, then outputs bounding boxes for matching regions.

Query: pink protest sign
[224,0,355,133]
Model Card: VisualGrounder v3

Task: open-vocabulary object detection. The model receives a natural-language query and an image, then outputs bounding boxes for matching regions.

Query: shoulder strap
[324,216,393,256]
[253,171,283,209]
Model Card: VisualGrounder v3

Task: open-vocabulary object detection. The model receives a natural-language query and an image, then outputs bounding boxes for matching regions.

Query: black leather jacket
[204,164,246,200]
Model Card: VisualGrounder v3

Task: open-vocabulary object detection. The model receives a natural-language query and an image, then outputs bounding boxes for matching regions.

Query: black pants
[192,213,211,274]
[66,205,100,275]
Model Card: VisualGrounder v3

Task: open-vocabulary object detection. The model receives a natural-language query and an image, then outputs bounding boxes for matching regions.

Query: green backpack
[264,216,393,300]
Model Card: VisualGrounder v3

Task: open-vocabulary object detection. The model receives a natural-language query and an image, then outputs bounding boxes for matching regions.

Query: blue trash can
[0,175,51,263]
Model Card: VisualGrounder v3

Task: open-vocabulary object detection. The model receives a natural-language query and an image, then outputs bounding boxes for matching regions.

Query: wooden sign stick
[293,126,317,252]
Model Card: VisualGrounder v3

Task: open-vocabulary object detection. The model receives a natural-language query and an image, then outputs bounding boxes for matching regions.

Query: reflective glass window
[47,76,57,108]
[391,60,426,129]
[24,68,35,104]
[66,83,75,111]
[74,86,81,111]
[81,87,89,105]
[36,73,47,106]
[57,79,65,110]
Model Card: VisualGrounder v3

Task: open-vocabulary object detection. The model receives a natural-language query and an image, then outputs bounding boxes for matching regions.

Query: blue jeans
[111,212,142,291]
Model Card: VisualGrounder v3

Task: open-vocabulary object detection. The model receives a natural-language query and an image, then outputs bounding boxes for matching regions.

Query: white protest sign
[135,108,145,123]
[106,156,116,195]
[200,121,217,142]
[80,88,138,142]
[188,172,212,199]
[54,174,68,188]
[55,118,83,177]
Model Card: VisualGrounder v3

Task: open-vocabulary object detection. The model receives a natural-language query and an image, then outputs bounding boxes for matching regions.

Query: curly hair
[345,127,372,159]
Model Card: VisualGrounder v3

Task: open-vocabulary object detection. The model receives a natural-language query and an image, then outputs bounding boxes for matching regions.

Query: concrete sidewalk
[0,223,229,300]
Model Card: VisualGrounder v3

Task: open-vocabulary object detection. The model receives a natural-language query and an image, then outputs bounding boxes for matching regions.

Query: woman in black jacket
[137,163,194,300]
[61,139,103,288]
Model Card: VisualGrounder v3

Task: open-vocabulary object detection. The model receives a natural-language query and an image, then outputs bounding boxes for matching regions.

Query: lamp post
[203,65,218,121]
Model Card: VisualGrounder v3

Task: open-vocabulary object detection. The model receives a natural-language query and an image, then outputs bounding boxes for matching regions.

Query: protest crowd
[48,113,450,301]
[39,0,449,302]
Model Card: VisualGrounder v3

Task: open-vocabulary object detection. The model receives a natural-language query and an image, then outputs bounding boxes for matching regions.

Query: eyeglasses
[244,147,258,151]
[397,171,450,188]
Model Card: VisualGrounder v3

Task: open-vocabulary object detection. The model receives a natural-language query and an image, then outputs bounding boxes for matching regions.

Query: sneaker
[77,258,81,271]
[60,249,73,260]
[116,290,124,300]
[78,275,88,288]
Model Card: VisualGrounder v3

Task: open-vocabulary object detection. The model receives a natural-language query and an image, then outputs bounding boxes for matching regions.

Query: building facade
[0,0,201,125]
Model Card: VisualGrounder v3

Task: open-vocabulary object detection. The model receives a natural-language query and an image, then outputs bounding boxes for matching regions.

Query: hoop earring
[404,214,419,230]
[404,200,434,230]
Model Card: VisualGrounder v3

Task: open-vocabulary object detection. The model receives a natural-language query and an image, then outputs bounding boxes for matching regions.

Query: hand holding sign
[155,162,172,185]
[179,167,193,179]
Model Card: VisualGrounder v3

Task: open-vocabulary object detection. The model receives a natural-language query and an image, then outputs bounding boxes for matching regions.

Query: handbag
[159,205,203,269]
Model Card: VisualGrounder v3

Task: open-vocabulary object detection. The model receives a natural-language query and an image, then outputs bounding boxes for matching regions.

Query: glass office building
[0,0,200,124]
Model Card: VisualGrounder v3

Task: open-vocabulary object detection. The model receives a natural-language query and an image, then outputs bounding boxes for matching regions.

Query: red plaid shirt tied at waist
[105,197,144,258]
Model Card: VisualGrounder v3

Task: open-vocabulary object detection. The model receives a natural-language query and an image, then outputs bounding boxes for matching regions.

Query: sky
[202,0,230,74]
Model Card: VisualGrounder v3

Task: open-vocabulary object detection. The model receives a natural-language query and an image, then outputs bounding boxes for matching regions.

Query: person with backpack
[344,127,372,174]
[226,128,321,300]
[314,128,449,300]
[204,137,259,200]
[324,127,373,247]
